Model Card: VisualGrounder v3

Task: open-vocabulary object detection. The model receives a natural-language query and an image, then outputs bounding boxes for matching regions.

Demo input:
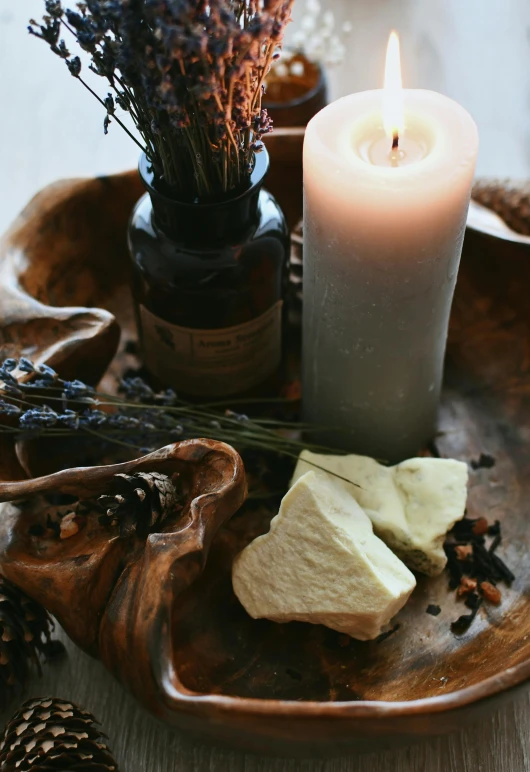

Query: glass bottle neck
[139,150,269,245]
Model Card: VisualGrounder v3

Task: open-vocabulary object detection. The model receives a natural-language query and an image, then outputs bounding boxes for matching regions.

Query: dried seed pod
[0,697,119,771]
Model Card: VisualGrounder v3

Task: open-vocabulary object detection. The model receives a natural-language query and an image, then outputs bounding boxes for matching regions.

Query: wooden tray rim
[165,657,530,718]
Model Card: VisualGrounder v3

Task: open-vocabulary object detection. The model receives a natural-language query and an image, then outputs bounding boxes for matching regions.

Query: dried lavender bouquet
[30,0,294,201]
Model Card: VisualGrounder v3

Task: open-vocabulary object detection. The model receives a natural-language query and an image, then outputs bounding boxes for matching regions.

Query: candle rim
[304,89,479,191]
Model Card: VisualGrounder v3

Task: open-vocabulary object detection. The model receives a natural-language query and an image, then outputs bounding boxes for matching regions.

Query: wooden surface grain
[1,0,530,769]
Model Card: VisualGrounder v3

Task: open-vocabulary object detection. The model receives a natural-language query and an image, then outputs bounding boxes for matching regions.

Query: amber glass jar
[128,149,290,398]
[263,54,328,127]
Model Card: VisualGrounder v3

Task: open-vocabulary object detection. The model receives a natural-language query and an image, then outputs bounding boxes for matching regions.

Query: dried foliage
[29,0,295,201]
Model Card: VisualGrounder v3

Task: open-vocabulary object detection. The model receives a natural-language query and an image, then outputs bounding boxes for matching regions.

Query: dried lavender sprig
[0,359,317,441]
[0,358,353,476]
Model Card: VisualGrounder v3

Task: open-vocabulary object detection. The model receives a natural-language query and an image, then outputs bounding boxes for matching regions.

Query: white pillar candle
[302,32,479,463]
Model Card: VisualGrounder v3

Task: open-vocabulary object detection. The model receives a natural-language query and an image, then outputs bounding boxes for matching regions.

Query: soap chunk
[292,452,469,576]
[232,471,416,641]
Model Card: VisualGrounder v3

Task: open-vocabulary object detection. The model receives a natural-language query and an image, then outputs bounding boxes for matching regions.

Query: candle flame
[383,30,404,142]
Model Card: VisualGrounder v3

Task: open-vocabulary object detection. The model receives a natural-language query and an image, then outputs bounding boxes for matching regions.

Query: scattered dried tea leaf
[472,517,489,536]
[445,511,514,635]
[470,453,496,470]
[480,581,502,605]
[426,604,441,616]
[455,545,473,560]
[375,624,400,644]
[457,577,477,596]
[451,600,483,636]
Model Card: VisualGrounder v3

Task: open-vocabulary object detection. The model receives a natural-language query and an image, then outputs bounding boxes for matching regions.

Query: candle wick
[392,131,399,151]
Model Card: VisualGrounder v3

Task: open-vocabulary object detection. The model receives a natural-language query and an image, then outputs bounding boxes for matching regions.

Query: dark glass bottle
[128,149,290,398]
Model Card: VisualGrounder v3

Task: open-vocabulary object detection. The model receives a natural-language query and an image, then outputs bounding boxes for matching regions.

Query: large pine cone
[0,576,63,712]
[0,697,119,771]
[98,471,179,538]
[472,179,530,236]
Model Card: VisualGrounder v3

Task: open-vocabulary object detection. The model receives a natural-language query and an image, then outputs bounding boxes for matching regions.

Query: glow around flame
[383,30,404,140]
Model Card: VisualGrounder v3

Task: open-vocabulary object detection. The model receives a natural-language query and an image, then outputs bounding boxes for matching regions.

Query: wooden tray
[1,129,530,756]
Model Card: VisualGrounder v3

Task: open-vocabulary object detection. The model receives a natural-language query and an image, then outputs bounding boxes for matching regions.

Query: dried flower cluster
[29,0,294,201]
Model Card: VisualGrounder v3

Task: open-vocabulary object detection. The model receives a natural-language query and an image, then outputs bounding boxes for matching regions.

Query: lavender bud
[67,56,82,77]
[36,364,58,381]
[18,358,36,373]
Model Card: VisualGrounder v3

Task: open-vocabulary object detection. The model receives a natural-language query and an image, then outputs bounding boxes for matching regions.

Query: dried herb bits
[444,515,514,635]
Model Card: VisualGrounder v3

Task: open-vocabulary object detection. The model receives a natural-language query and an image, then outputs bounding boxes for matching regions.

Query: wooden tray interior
[1,130,530,708]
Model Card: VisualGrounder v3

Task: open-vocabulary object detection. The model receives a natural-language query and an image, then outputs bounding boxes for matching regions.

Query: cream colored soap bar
[292,452,468,576]
[232,471,416,641]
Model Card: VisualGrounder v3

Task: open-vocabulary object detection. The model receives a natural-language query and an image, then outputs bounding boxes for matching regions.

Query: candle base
[302,403,438,465]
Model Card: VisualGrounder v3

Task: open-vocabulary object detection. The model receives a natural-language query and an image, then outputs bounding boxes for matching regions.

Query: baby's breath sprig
[29,0,294,202]
[283,0,350,68]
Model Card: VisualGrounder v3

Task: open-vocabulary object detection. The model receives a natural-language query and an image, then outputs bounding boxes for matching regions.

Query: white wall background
[326,0,530,181]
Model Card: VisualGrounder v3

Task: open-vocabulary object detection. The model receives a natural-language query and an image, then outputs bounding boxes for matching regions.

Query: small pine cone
[98,471,178,538]
[0,697,119,771]
[472,179,530,236]
[0,576,64,713]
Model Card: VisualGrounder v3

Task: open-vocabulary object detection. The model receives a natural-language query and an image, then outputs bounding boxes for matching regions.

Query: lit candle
[302,32,479,463]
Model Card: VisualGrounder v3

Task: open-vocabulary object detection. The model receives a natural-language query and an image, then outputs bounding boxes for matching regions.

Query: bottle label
[139,302,283,397]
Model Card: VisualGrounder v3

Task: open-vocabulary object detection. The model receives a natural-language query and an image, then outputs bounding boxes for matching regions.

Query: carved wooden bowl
[0,441,247,714]
[1,129,530,755]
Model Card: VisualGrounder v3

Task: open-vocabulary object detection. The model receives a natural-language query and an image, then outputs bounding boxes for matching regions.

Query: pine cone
[472,179,530,236]
[0,576,64,712]
[0,697,119,771]
[98,471,178,538]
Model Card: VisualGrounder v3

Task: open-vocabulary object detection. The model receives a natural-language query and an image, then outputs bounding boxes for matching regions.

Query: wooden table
[1,1,530,769]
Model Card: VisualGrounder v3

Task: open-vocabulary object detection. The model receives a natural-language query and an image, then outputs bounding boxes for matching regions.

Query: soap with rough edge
[291,452,469,576]
[232,471,416,641]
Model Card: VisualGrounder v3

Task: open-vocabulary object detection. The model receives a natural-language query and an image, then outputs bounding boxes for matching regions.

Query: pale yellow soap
[291,452,469,576]
[232,471,416,641]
